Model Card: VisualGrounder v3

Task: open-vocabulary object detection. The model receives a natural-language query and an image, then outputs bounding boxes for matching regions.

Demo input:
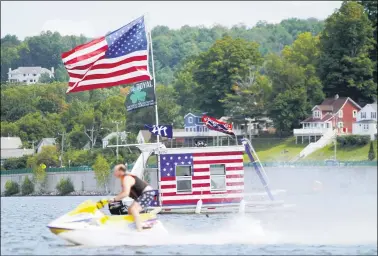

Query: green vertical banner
[124,80,156,112]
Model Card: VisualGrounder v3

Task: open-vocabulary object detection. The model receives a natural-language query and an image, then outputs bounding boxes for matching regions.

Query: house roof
[312,96,361,113]
[301,113,334,123]
[102,131,127,141]
[37,138,56,149]
[0,137,22,149]
[8,67,53,75]
[313,105,333,111]
[0,149,34,159]
[369,103,377,112]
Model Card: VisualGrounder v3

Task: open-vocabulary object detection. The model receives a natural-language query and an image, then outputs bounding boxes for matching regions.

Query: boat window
[175,165,192,193]
[210,164,226,191]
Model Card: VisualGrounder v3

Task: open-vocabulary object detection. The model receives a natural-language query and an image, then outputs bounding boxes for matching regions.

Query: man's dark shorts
[135,190,155,210]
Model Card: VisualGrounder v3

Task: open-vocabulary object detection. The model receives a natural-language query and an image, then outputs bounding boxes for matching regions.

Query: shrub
[3,155,28,170]
[21,176,34,195]
[337,135,370,147]
[56,177,75,195]
[4,180,19,196]
[368,141,376,161]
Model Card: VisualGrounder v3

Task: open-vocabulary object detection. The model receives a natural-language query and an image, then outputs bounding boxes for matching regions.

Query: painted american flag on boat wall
[158,151,244,206]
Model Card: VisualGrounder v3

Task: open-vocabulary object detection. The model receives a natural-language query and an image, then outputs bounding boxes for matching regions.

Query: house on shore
[352,102,377,140]
[0,137,34,166]
[8,67,54,85]
[293,94,361,144]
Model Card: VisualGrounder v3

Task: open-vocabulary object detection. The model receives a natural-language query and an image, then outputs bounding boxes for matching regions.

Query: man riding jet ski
[109,163,156,231]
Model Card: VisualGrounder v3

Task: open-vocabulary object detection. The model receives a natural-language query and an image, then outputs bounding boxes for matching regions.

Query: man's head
[114,164,127,178]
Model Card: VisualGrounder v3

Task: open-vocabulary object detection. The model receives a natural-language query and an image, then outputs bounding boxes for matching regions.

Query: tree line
[1,1,377,169]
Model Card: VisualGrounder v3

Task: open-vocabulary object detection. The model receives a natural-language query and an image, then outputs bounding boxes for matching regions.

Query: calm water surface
[1,168,377,255]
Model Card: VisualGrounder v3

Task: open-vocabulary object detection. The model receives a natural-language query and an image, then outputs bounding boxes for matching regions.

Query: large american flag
[159,151,244,206]
[61,16,151,93]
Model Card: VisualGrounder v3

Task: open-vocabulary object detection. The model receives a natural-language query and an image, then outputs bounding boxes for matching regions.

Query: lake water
[1,167,377,255]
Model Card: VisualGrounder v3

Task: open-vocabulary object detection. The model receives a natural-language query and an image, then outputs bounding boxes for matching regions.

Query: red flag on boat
[201,115,235,136]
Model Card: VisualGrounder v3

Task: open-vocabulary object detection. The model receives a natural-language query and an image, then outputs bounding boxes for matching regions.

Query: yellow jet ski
[47,199,166,245]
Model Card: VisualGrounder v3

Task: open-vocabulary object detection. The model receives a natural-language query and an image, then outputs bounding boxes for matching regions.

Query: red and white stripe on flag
[61,16,151,93]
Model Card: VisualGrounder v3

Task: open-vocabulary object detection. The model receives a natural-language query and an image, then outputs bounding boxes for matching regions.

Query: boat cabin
[142,145,246,212]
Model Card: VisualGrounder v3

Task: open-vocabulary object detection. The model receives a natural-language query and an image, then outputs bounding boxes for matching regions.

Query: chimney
[8,68,11,73]
[51,67,54,74]
[334,94,339,100]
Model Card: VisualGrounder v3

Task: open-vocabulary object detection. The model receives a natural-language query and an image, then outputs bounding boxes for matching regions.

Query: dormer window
[313,110,321,119]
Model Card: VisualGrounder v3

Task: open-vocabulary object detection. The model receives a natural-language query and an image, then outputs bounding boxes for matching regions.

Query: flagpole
[147,17,162,208]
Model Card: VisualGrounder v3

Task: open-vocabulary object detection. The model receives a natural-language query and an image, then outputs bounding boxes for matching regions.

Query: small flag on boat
[124,80,156,112]
[145,124,173,139]
[201,115,235,136]
[61,16,151,93]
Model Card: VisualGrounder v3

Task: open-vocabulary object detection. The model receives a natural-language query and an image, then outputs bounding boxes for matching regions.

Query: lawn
[304,140,377,161]
[245,137,306,162]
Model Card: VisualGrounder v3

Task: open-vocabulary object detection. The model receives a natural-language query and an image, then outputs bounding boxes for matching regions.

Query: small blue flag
[145,124,173,139]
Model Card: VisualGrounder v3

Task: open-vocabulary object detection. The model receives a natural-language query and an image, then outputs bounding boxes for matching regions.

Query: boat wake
[60,214,279,247]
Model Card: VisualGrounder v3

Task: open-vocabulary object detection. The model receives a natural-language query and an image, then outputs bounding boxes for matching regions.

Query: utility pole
[85,126,96,149]
[58,131,66,167]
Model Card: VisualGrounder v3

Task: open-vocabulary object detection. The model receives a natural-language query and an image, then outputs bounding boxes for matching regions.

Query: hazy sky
[1,1,342,40]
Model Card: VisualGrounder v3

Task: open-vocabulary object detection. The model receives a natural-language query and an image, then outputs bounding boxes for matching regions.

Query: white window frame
[188,117,193,124]
[353,110,357,118]
[210,164,226,192]
[175,165,192,193]
[361,112,367,119]
[338,122,344,128]
[338,110,343,118]
[363,124,369,130]
[371,112,377,119]
[313,110,321,118]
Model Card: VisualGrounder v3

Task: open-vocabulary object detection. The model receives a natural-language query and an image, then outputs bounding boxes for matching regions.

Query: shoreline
[1,191,113,198]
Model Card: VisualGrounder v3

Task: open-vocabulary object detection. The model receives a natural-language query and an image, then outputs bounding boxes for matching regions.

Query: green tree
[31,163,47,193]
[220,70,272,131]
[39,73,54,83]
[368,141,376,161]
[4,180,19,196]
[56,177,74,195]
[282,32,325,105]
[192,36,263,116]
[358,0,377,83]
[318,1,376,105]
[92,154,110,193]
[21,176,34,195]
[265,54,311,132]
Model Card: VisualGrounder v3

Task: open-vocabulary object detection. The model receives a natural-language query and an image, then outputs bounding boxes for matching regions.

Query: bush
[3,155,28,170]
[337,135,370,147]
[56,177,74,195]
[21,176,34,195]
[4,180,19,196]
[368,141,376,161]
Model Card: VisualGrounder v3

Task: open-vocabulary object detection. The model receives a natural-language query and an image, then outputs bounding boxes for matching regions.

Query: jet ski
[47,199,166,245]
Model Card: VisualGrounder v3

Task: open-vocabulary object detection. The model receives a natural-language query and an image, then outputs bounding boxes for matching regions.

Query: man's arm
[114,176,135,201]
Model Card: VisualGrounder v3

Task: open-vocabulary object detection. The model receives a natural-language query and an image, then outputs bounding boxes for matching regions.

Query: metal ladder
[241,138,275,201]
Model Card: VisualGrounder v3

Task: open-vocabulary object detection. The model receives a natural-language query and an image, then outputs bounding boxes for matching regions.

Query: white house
[8,67,54,85]
[102,132,128,148]
[352,102,377,140]
[36,138,56,153]
[0,137,34,166]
